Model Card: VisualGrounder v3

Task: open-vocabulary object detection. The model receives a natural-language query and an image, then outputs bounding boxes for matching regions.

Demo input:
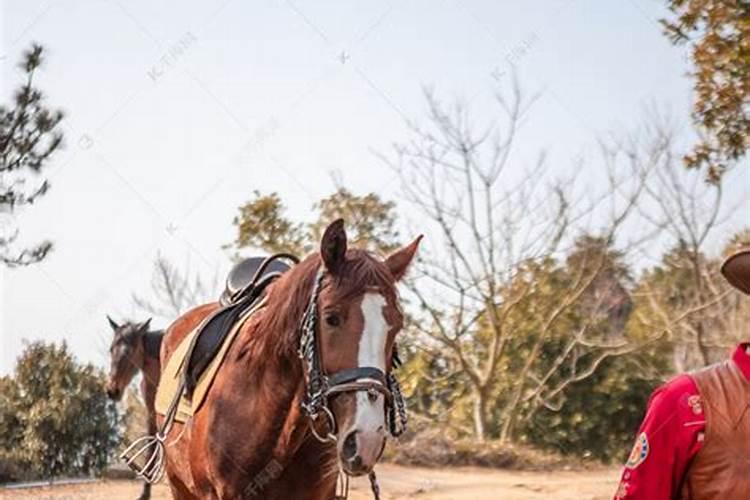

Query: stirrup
[121,378,182,483]
[120,433,167,484]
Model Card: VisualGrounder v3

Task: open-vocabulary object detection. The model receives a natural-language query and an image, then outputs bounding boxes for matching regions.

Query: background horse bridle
[298,268,408,443]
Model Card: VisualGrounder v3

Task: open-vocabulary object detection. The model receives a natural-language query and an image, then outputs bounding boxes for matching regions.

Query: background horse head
[105,316,153,401]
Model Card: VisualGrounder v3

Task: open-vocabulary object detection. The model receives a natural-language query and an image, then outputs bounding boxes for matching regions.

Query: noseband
[298,268,407,443]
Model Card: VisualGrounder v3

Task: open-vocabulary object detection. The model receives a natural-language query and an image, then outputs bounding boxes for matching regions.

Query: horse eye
[324,313,341,327]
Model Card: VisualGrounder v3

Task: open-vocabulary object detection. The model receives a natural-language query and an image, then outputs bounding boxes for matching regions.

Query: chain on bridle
[297,268,408,444]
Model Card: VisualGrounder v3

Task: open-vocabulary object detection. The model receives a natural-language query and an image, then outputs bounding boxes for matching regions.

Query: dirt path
[0,465,620,500]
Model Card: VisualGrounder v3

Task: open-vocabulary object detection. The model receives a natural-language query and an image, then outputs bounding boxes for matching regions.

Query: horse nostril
[342,431,358,460]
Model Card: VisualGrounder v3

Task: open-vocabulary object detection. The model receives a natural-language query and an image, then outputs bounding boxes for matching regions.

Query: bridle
[298,268,408,443]
[297,267,407,499]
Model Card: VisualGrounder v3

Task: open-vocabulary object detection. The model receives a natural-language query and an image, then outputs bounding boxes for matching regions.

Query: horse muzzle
[339,427,386,476]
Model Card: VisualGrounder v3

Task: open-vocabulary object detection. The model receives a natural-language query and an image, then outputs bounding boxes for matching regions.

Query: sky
[1,0,748,374]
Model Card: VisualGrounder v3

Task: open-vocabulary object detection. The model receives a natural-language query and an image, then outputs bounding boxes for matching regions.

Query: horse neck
[139,332,162,391]
[142,331,162,361]
[228,313,308,447]
[197,301,340,497]
[218,311,335,475]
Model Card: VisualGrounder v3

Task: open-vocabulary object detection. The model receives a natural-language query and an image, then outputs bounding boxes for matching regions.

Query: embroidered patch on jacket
[625,432,649,469]
[687,395,703,415]
[615,481,629,499]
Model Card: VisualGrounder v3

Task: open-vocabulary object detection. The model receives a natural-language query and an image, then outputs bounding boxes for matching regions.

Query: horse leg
[137,482,151,500]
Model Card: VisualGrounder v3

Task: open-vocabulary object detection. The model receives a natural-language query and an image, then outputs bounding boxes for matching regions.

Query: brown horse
[158,220,420,499]
[106,317,163,500]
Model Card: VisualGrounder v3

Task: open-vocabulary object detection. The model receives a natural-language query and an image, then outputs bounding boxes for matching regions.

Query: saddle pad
[155,307,257,423]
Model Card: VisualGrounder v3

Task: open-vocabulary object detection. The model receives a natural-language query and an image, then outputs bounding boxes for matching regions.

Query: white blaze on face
[354,292,388,434]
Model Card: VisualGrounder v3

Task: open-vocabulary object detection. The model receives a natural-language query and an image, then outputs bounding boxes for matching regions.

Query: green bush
[521,355,658,462]
[0,341,121,481]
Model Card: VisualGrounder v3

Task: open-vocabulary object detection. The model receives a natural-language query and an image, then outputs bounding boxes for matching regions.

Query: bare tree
[132,255,219,320]
[380,81,660,441]
[616,114,746,372]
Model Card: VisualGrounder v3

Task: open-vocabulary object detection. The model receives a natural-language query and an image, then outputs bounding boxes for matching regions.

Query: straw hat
[721,248,750,295]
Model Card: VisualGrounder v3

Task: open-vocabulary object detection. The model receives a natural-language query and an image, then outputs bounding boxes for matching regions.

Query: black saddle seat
[183,255,296,398]
[220,256,292,306]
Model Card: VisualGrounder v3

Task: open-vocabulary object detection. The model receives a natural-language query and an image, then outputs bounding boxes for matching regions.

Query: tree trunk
[499,408,514,444]
[472,387,488,442]
[689,250,710,366]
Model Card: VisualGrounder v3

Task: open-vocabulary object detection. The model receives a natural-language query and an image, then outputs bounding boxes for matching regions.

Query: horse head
[302,219,421,476]
[106,316,151,401]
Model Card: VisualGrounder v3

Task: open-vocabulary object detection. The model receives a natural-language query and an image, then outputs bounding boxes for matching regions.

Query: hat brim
[721,250,750,295]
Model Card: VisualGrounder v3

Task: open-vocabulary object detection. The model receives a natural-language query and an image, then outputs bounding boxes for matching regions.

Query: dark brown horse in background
[106,317,163,500]
[159,220,420,499]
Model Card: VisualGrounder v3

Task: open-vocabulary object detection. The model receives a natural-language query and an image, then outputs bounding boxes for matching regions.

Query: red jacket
[614,344,750,499]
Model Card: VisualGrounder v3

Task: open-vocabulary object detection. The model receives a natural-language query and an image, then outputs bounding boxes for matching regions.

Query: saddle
[219,256,292,306]
[181,255,296,398]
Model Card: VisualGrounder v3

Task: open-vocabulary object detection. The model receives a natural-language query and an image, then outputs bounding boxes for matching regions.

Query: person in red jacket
[614,248,750,499]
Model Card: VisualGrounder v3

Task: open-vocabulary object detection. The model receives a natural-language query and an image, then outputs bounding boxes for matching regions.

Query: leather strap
[327,367,386,387]
[326,381,392,402]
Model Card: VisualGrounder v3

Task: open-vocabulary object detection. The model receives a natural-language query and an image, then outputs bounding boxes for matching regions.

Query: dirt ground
[1,464,620,500]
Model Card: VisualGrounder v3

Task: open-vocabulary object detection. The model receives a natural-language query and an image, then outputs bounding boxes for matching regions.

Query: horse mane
[248,249,398,359]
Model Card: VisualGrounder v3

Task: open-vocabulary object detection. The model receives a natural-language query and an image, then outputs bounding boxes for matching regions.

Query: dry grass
[383,428,596,471]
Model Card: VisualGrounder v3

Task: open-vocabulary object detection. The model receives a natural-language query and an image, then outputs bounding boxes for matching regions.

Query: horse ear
[386,235,422,281]
[139,318,152,333]
[320,219,347,274]
[107,315,119,331]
